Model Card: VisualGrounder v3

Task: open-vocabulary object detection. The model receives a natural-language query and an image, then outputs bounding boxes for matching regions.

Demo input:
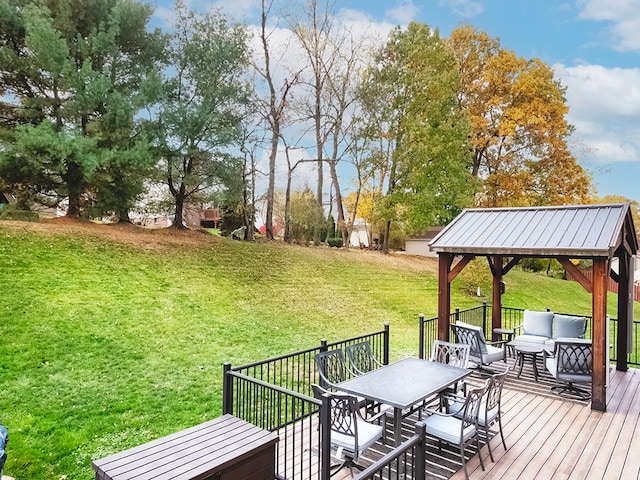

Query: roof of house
[429,203,638,258]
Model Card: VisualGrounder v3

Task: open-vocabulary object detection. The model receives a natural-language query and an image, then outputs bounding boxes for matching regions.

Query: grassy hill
[0,219,635,479]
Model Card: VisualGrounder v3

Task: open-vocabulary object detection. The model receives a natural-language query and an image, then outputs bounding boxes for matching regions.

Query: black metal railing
[418,304,640,366]
[222,325,390,480]
[353,423,427,480]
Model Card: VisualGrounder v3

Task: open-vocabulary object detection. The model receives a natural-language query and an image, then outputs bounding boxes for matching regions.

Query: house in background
[349,218,370,248]
[404,227,444,257]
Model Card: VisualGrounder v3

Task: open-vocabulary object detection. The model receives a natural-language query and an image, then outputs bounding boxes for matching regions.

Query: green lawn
[0,221,636,479]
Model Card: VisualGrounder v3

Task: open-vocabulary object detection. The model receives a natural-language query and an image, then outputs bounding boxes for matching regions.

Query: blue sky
[154,0,640,204]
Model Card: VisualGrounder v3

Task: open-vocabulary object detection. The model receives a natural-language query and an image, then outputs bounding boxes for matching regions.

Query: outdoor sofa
[514,309,587,347]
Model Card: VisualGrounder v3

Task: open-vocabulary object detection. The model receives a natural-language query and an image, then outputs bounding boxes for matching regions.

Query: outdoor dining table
[336,356,471,446]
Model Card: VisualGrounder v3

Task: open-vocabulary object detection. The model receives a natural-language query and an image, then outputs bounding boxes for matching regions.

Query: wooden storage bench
[93,414,278,480]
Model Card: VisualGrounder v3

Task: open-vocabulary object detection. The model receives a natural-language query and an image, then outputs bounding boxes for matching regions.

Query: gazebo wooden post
[616,251,633,372]
[592,258,609,412]
[490,256,504,338]
[438,254,453,342]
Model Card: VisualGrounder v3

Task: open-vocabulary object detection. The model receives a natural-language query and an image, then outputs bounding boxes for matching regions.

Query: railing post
[418,314,425,359]
[455,308,460,324]
[222,362,232,415]
[320,393,331,480]
[383,322,390,365]
[481,301,487,333]
[483,301,488,327]
[415,421,427,480]
[320,339,328,353]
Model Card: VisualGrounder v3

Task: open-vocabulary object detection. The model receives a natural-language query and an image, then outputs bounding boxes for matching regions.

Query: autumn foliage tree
[447,25,594,207]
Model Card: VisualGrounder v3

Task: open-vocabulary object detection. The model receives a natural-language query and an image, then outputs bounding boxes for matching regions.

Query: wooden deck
[277,365,640,480]
[453,366,640,480]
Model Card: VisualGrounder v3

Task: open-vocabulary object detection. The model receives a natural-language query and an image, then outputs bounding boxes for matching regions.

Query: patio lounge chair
[423,380,489,480]
[313,385,386,476]
[545,339,593,399]
[451,322,507,369]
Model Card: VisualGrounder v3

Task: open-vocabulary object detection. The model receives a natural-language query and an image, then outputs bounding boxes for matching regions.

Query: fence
[418,303,640,367]
[222,325,390,479]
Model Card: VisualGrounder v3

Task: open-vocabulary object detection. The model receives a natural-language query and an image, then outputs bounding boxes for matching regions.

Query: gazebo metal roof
[429,203,637,258]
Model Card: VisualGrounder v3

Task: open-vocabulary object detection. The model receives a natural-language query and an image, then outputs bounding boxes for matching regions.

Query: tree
[276,187,323,244]
[0,0,164,219]
[361,22,476,251]
[597,195,640,240]
[254,0,298,240]
[447,25,594,207]
[285,0,334,245]
[155,1,250,228]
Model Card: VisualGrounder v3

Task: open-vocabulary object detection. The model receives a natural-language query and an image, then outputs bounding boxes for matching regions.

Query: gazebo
[429,203,638,411]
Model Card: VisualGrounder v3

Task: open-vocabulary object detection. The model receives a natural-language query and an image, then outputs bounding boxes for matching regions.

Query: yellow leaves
[447,25,594,207]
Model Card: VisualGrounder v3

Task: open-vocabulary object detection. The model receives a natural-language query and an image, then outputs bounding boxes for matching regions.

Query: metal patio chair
[447,368,509,462]
[451,322,507,369]
[545,339,593,399]
[345,341,384,376]
[423,380,489,480]
[314,386,386,477]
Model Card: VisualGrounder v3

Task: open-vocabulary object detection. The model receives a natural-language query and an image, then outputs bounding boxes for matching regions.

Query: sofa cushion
[523,310,554,338]
[553,314,587,339]
[516,334,549,345]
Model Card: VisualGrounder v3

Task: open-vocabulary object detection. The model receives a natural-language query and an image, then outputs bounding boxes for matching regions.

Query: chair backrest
[430,340,470,368]
[345,341,377,375]
[460,381,488,433]
[485,369,508,414]
[315,349,347,389]
[555,340,593,381]
[326,392,361,456]
[451,323,487,360]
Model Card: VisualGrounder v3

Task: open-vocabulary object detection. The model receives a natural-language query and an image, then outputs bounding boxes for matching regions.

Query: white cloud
[208,0,261,20]
[554,62,640,163]
[438,0,484,18]
[577,0,640,50]
[385,0,420,24]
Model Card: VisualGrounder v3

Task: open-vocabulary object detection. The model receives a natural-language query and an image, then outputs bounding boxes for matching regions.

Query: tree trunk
[265,129,278,240]
[172,184,187,229]
[328,159,347,247]
[64,162,84,218]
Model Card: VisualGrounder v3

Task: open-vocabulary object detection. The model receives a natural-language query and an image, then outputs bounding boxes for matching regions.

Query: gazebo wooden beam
[448,254,474,282]
[558,256,593,293]
[503,256,522,275]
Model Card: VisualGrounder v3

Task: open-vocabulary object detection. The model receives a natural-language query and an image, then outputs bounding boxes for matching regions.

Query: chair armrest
[422,405,460,418]
[357,405,389,445]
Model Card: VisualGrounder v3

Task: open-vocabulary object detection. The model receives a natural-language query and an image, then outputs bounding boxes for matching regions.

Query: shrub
[327,237,343,248]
